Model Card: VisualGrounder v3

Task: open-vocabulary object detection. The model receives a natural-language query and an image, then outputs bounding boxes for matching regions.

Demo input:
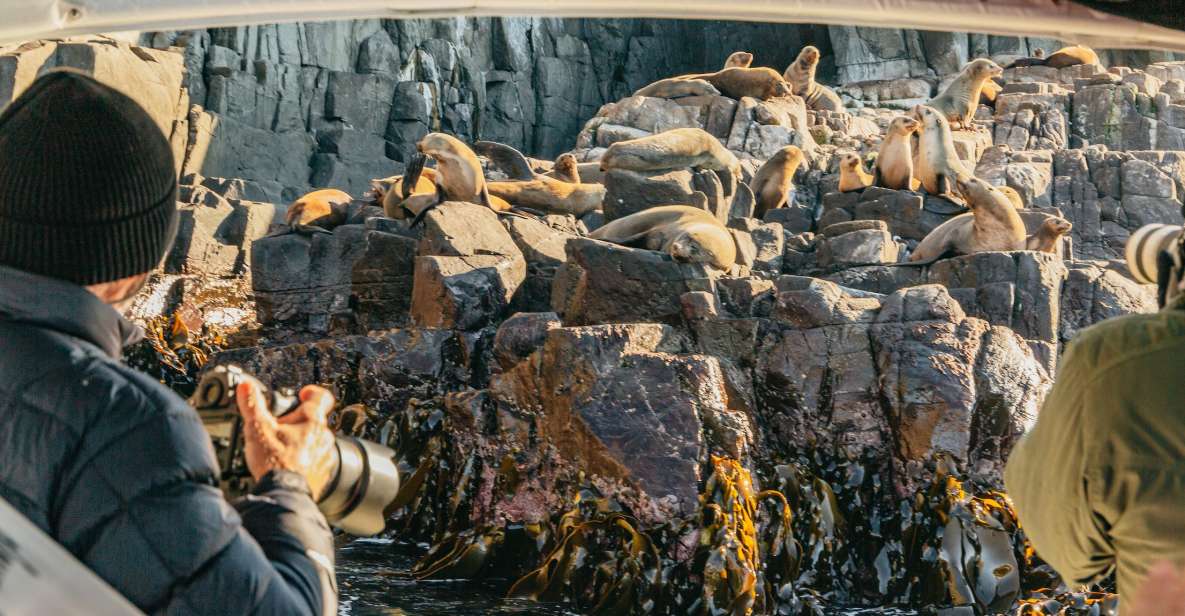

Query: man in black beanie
[0,69,338,614]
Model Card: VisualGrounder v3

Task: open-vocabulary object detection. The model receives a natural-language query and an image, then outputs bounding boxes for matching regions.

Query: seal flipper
[473,141,536,181]
[409,202,439,228]
[403,152,428,200]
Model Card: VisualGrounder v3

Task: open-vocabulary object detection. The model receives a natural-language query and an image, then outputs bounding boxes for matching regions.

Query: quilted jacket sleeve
[47,362,336,615]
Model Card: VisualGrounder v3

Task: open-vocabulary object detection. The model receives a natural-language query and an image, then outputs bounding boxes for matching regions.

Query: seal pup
[903,177,1027,264]
[600,127,742,179]
[783,45,845,112]
[723,51,754,69]
[927,58,1003,130]
[1006,45,1098,70]
[1026,217,1073,253]
[749,145,805,218]
[838,152,874,193]
[912,104,973,202]
[474,140,606,217]
[551,153,581,183]
[874,116,920,191]
[634,78,721,99]
[589,205,737,270]
[284,189,351,234]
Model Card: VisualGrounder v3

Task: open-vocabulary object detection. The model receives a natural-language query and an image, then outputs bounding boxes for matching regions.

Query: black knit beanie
[0,69,178,285]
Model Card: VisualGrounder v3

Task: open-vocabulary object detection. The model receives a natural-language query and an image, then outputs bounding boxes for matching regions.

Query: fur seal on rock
[551,153,581,183]
[997,185,1024,210]
[600,127,742,178]
[749,145,805,218]
[589,205,737,270]
[838,152,874,193]
[979,79,1002,107]
[634,78,721,99]
[902,177,1027,264]
[783,46,845,112]
[474,141,606,217]
[874,116,920,191]
[927,58,1003,130]
[403,133,503,213]
[1026,217,1073,253]
[912,104,972,201]
[1006,45,1098,70]
[284,189,351,234]
[723,51,754,69]
[371,169,437,219]
[675,67,794,101]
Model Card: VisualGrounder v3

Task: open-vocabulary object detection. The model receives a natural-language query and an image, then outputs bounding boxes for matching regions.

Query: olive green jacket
[1005,294,1185,596]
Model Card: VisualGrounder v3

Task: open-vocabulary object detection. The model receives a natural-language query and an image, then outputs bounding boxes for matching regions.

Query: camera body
[189,365,399,536]
[1126,223,1185,307]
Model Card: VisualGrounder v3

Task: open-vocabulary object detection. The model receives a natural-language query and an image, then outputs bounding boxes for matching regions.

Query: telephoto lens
[1126,223,1183,284]
[189,365,400,536]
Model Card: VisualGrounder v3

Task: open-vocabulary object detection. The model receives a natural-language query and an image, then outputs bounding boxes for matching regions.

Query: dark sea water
[336,538,917,616]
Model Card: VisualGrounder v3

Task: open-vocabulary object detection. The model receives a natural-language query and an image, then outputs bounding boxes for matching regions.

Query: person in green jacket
[1005,291,1185,597]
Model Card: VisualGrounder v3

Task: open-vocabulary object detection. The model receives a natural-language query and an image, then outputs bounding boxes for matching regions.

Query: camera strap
[0,496,143,615]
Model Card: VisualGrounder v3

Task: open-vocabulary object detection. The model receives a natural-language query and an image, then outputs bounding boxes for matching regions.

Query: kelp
[125,313,225,395]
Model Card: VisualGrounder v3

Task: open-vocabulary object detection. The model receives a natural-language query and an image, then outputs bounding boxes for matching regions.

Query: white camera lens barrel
[1126,223,1183,284]
[316,437,400,537]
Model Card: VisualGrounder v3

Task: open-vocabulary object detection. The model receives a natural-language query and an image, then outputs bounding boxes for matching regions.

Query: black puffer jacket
[0,266,336,615]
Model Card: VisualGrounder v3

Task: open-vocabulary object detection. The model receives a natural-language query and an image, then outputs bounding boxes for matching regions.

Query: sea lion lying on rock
[927,58,1002,130]
[1006,45,1099,69]
[474,141,606,217]
[750,145,805,218]
[783,45,845,112]
[589,205,737,271]
[677,66,795,101]
[371,168,437,219]
[838,152,874,193]
[723,51,754,69]
[600,127,741,179]
[284,189,351,234]
[875,116,920,191]
[633,78,721,99]
[902,177,1027,265]
[1026,217,1073,253]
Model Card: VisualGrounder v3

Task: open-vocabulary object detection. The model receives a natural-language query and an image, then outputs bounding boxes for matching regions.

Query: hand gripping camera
[189,365,400,536]
[1126,223,1185,307]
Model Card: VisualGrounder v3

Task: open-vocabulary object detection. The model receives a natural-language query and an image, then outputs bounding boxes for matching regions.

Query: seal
[1006,45,1098,70]
[284,189,351,234]
[551,153,581,183]
[371,168,438,219]
[912,104,972,201]
[588,205,737,270]
[600,127,742,178]
[979,78,1002,107]
[634,78,721,99]
[782,45,845,112]
[927,58,1003,130]
[474,140,606,217]
[997,185,1024,210]
[723,51,754,69]
[874,115,920,191]
[749,145,805,218]
[838,152,874,193]
[403,133,494,206]
[675,67,794,101]
[1026,216,1073,253]
[904,176,1027,264]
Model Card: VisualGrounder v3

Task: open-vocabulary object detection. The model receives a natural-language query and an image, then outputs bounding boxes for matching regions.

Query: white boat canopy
[2,0,1184,51]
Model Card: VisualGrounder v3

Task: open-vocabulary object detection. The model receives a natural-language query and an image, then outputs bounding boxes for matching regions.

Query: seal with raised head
[551,153,581,183]
[783,45,844,112]
[403,133,498,207]
[1006,45,1098,70]
[474,140,606,217]
[749,145,805,218]
[600,127,742,178]
[1026,216,1073,253]
[634,78,721,99]
[285,188,351,234]
[874,115,920,191]
[838,152,874,193]
[723,51,754,69]
[927,58,1003,130]
[589,204,737,270]
[904,176,1027,264]
[912,104,973,201]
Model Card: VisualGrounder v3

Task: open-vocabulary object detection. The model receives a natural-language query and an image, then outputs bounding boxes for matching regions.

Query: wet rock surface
[21,22,1182,616]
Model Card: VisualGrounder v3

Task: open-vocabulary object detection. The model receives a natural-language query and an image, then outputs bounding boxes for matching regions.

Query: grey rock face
[602,168,726,221]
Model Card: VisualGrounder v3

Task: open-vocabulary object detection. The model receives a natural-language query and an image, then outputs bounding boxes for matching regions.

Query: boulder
[410,255,527,330]
[815,220,900,270]
[1059,262,1157,343]
[603,167,726,221]
[502,216,575,313]
[493,311,561,372]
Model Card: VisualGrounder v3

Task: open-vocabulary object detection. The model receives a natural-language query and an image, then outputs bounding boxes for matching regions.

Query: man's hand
[235,381,338,500]
[1127,561,1185,615]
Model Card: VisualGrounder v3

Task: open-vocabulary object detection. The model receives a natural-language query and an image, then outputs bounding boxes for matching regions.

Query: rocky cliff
[3,18,1177,614]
